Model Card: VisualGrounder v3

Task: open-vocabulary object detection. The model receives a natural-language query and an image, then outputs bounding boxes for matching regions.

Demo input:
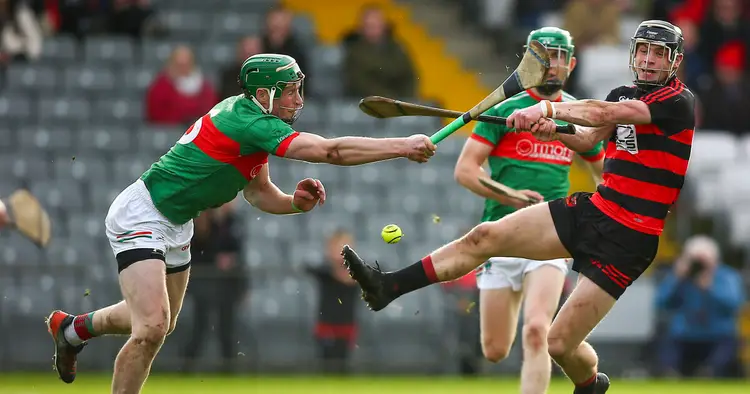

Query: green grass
[0,374,748,394]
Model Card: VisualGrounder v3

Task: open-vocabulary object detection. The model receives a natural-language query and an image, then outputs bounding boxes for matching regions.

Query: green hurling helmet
[238,53,305,124]
[525,27,575,95]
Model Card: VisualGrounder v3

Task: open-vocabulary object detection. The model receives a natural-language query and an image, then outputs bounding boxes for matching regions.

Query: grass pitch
[0,374,748,394]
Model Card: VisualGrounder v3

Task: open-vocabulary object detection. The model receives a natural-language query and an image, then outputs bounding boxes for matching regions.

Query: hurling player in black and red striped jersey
[341,20,694,394]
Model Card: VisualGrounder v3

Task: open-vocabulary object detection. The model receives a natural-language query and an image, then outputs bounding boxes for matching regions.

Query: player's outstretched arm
[242,164,325,214]
[548,99,652,127]
[454,139,540,207]
[282,132,435,165]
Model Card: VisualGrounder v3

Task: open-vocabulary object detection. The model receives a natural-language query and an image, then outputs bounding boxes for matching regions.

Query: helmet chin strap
[250,87,277,114]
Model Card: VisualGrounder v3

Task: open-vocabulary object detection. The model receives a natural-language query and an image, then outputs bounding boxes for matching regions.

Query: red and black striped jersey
[590,78,696,236]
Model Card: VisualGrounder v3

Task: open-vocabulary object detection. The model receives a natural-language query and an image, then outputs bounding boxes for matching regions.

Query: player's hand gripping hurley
[427,40,552,144]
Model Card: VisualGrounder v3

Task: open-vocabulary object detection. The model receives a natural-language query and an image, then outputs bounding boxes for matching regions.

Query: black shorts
[549,192,659,300]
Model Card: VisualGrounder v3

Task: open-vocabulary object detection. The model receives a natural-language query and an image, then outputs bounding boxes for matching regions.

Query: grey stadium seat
[5,64,59,92]
[77,126,134,154]
[41,35,79,64]
[38,97,92,122]
[17,125,74,153]
[210,13,262,39]
[161,11,209,41]
[54,155,109,183]
[30,180,86,212]
[93,99,144,123]
[63,67,117,94]
[84,36,135,64]
[0,93,33,120]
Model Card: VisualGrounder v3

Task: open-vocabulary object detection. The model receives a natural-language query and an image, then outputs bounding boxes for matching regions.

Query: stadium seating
[0,0,481,373]
[0,0,746,376]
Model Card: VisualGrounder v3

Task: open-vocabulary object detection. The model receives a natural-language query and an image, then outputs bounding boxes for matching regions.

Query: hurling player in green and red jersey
[453,28,603,394]
[45,54,436,392]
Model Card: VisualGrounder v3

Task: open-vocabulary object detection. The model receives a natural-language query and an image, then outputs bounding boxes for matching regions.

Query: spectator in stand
[181,199,247,374]
[697,0,750,78]
[108,0,165,40]
[261,6,309,82]
[655,235,746,378]
[342,4,416,99]
[53,0,102,40]
[562,0,621,98]
[0,0,42,64]
[219,35,263,100]
[697,41,749,136]
[307,230,360,374]
[145,45,218,126]
[441,270,482,376]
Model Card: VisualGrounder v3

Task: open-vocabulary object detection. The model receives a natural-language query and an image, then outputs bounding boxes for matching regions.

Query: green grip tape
[430,116,468,144]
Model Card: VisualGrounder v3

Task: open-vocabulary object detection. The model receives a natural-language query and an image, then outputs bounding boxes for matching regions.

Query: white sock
[63,321,85,346]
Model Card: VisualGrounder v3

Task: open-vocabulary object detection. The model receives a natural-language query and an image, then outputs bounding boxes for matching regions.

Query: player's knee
[132,311,170,348]
[522,319,550,354]
[481,336,512,363]
[547,335,569,361]
[461,223,497,258]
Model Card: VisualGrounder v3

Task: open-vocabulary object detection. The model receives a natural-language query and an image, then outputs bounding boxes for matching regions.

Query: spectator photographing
[656,235,746,378]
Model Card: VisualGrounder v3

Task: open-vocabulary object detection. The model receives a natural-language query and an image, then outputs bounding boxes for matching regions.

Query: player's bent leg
[479,289,522,362]
[343,203,570,311]
[165,266,191,335]
[477,265,524,362]
[520,263,567,394]
[87,265,189,338]
[548,276,615,392]
[476,258,524,363]
[112,259,170,394]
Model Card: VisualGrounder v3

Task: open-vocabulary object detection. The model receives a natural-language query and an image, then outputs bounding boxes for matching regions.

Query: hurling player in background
[454,27,603,394]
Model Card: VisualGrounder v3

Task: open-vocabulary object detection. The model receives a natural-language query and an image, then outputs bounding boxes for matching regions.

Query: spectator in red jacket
[145,44,218,126]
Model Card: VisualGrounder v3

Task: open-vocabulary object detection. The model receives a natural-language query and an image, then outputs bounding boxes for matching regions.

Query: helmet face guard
[536,47,572,95]
[629,20,684,89]
[525,27,575,95]
[238,54,305,125]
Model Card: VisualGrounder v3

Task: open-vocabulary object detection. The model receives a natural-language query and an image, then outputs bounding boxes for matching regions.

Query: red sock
[72,313,96,341]
[421,255,438,283]
[576,374,597,387]
[385,255,439,298]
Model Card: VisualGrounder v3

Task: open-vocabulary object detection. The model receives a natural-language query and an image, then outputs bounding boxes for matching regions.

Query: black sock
[573,374,597,394]
[384,255,439,298]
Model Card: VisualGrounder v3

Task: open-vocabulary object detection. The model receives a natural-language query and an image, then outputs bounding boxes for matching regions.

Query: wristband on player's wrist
[539,100,556,119]
[291,200,304,213]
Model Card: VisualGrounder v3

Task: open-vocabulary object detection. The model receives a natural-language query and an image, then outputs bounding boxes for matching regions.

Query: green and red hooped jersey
[141,95,298,225]
[471,89,605,222]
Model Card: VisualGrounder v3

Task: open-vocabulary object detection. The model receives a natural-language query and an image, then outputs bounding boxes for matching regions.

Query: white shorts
[105,179,194,274]
[476,257,570,291]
